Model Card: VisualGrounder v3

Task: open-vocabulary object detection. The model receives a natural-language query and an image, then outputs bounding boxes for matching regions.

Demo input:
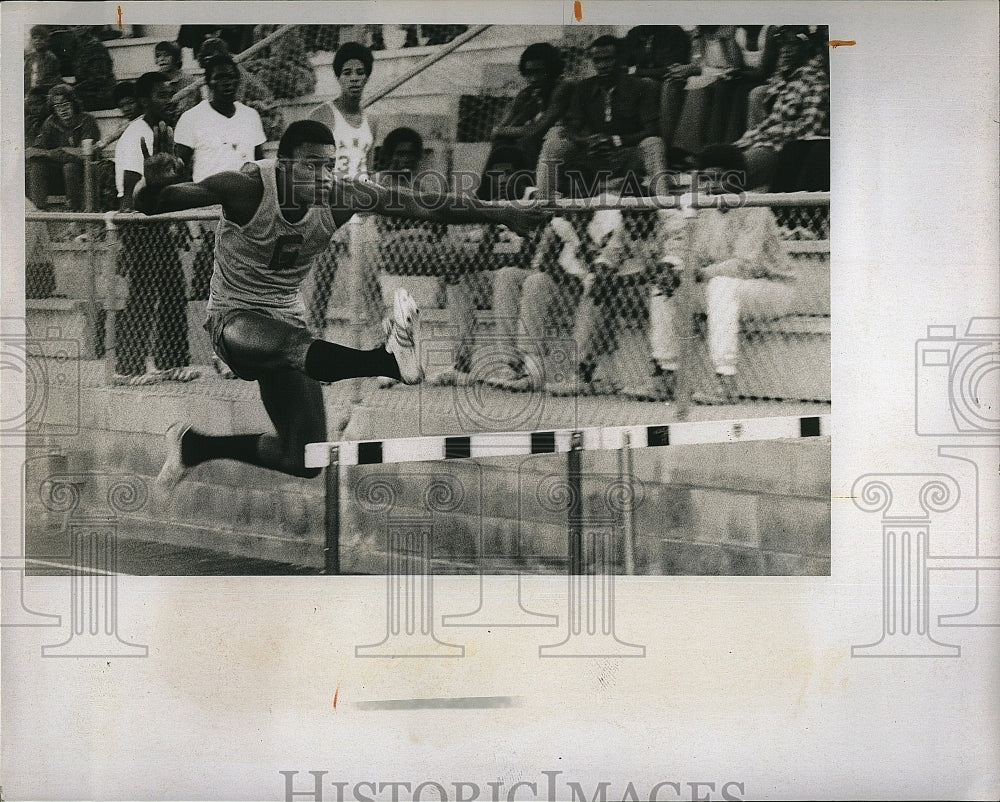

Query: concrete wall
[26,368,830,576]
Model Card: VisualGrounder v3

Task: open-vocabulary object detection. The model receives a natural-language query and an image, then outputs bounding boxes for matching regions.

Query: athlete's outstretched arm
[335,175,549,238]
[133,122,261,222]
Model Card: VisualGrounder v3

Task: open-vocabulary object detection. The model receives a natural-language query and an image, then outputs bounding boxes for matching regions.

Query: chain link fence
[25,193,828,434]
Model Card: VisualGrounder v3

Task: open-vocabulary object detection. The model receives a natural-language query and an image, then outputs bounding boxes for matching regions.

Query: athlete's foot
[383,287,424,385]
[156,421,193,494]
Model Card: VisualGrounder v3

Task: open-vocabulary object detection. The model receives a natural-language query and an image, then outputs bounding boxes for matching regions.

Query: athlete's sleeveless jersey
[207,159,337,325]
[329,105,374,178]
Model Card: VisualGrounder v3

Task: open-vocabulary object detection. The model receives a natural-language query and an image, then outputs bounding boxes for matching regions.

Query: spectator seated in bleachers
[478,42,572,199]
[724,26,830,190]
[630,155,799,405]
[534,34,667,200]
[87,82,144,212]
[24,25,63,97]
[668,26,751,157]
[69,26,117,111]
[371,127,512,388]
[624,25,695,166]
[486,211,594,392]
[541,204,662,397]
[739,25,783,131]
[177,25,254,61]
[25,83,101,239]
[243,24,317,99]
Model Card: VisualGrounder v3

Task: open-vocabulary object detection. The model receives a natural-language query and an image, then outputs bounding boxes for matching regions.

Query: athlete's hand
[502,205,550,238]
[140,121,185,191]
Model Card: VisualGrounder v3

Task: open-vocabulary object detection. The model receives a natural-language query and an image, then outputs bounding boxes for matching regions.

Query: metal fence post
[324,445,341,575]
[82,140,95,213]
[102,213,121,384]
[567,430,584,575]
[673,196,700,419]
[618,430,636,576]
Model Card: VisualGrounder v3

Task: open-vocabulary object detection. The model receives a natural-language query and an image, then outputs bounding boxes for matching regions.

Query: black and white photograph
[0,2,997,801]
[15,18,830,577]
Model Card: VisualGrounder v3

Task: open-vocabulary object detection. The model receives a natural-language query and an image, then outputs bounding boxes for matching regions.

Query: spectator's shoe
[157,366,201,383]
[383,287,423,385]
[692,374,739,405]
[622,370,676,402]
[156,422,192,494]
[212,356,237,380]
[426,367,472,388]
[112,371,163,387]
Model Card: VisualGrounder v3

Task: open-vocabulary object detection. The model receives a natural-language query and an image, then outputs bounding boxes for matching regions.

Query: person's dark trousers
[190,226,215,300]
[114,223,192,375]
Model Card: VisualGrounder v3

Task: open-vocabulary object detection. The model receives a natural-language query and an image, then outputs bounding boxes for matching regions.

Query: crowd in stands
[23,24,830,403]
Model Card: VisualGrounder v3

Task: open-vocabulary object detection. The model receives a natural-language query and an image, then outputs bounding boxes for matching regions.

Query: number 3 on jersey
[268,234,305,272]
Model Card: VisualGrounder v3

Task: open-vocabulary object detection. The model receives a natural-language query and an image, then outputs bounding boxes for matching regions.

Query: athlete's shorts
[204,308,314,382]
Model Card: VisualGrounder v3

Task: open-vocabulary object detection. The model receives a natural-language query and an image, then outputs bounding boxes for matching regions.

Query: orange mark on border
[116,6,123,29]
[332,686,339,709]
[573,1,583,22]
[829,39,856,48]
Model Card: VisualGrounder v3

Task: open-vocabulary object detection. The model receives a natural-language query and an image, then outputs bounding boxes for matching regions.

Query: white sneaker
[383,287,424,385]
[156,422,192,494]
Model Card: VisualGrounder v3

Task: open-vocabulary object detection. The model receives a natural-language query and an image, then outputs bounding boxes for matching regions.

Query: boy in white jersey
[306,42,377,332]
[135,119,544,485]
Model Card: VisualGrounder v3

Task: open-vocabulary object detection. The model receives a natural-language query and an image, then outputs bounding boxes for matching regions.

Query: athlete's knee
[274,452,322,479]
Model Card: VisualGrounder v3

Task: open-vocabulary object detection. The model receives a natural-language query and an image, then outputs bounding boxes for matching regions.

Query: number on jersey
[268,234,305,272]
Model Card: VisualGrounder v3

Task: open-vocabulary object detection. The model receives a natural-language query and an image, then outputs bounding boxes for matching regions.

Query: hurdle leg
[323,446,340,575]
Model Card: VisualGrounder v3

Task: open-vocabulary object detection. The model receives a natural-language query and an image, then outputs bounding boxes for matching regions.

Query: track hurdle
[306,413,831,576]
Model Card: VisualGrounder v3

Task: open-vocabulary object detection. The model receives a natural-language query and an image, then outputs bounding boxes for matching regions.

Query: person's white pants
[650,276,795,375]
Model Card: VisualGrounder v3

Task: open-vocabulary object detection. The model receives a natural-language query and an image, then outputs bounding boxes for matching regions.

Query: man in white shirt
[113,71,199,385]
[174,53,266,364]
[173,54,266,182]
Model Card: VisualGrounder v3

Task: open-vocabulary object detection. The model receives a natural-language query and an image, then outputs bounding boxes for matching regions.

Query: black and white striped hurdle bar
[311,413,829,574]
[305,414,830,469]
